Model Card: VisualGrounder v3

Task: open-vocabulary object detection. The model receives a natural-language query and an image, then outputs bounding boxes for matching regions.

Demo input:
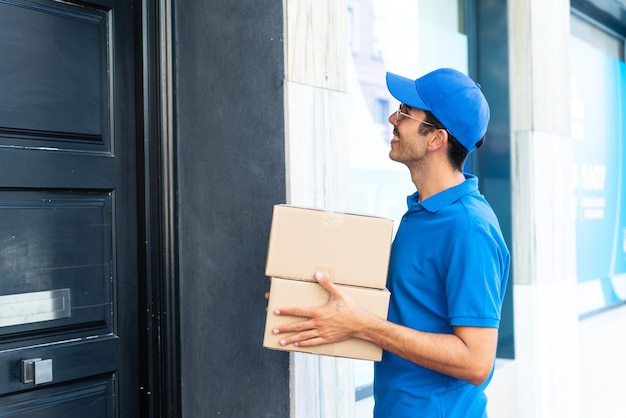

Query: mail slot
[0,289,71,327]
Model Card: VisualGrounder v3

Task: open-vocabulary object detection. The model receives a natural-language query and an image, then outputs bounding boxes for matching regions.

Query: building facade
[0,0,624,417]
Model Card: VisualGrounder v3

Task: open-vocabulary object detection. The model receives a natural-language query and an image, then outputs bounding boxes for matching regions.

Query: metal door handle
[21,358,53,385]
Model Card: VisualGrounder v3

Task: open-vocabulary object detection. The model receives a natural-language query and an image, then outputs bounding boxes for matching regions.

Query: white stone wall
[508,0,582,417]
[283,1,355,417]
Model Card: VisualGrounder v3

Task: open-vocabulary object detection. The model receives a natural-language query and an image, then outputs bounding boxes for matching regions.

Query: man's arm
[271,272,498,386]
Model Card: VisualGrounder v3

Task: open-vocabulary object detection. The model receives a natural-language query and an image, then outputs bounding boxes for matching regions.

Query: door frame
[137,1,181,416]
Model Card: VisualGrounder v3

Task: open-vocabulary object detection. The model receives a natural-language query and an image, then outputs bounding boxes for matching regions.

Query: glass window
[374,98,388,126]
[348,4,360,54]
[347,0,468,414]
[569,12,626,317]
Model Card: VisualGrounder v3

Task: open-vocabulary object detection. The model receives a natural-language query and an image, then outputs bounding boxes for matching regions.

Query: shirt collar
[407,174,479,213]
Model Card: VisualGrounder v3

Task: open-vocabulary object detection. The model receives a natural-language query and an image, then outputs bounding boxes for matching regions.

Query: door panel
[0,337,117,395]
[0,0,138,416]
[0,0,109,150]
[0,378,113,417]
[0,191,112,338]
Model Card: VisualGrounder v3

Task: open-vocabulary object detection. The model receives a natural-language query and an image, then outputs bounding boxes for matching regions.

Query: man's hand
[271,272,368,347]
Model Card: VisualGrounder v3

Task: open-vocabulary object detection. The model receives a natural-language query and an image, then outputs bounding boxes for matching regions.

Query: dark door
[0,0,139,417]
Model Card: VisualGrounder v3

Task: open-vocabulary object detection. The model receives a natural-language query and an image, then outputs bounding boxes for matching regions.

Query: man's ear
[428,128,448,151]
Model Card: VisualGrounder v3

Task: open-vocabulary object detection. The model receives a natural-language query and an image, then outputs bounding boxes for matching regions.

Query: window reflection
[346,0,467,412]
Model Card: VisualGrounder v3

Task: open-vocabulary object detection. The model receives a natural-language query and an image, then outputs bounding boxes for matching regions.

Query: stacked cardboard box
[263,205,393,361]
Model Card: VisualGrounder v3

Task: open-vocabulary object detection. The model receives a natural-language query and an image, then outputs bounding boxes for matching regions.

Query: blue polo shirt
[373,175,510,418]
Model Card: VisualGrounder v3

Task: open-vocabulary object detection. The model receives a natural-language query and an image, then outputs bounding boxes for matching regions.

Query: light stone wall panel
[529,0,571,135]
[514,281,581,418]
[508,0,581,417]
[284,81,350,211]
[511,130,577,286]
[509,0,533,132]
[284,1,354,417]
[509,0,571,135]
[286,0,348,92]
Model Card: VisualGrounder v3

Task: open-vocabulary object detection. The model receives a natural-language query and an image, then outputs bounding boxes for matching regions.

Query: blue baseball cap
[386,68,490,153]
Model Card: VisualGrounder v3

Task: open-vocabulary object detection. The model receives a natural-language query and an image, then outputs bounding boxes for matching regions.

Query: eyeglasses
[395,104,435,127]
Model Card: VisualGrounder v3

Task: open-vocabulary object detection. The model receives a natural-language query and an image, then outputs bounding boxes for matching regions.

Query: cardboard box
[265,205,393,289]
[263,277,390,361]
